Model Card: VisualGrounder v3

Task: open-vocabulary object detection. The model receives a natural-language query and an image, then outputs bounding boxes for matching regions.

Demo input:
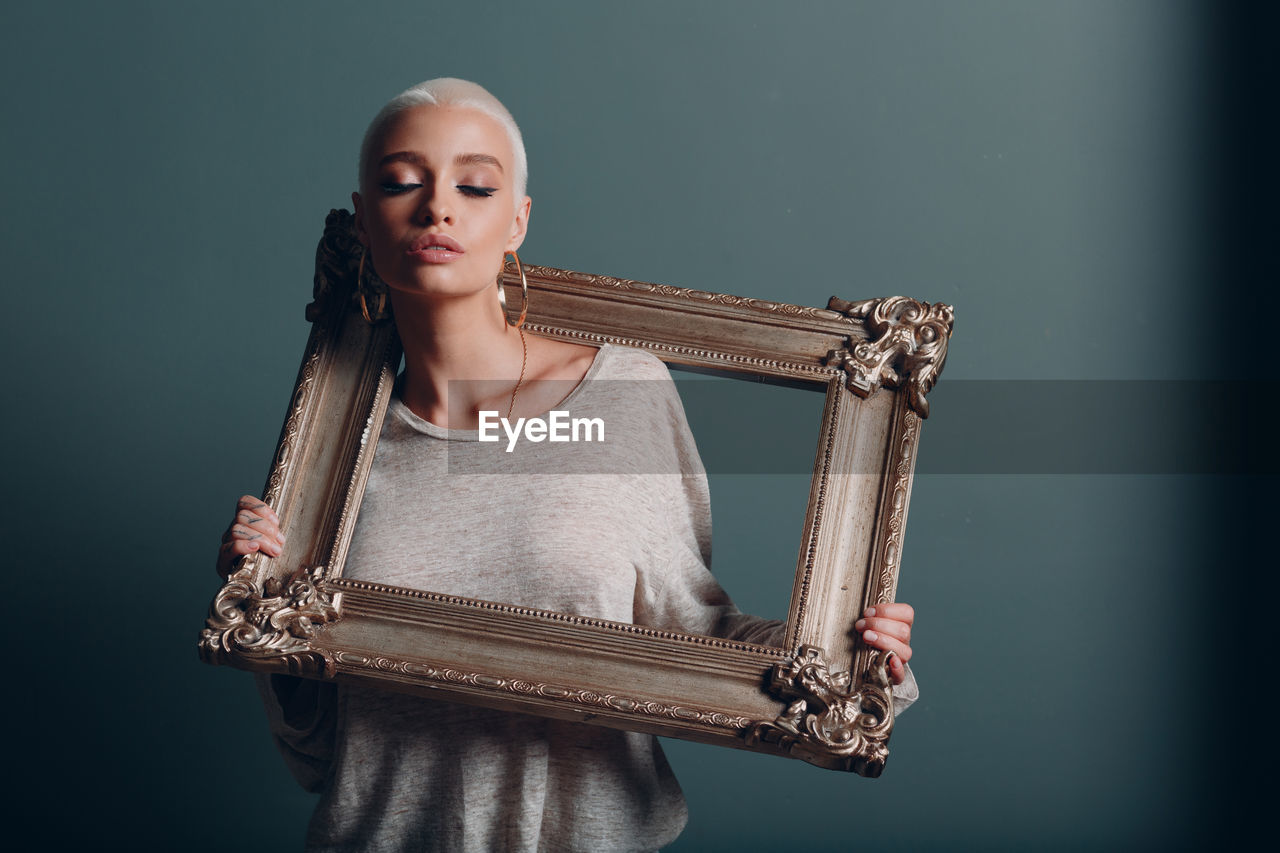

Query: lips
[407,232,464,263]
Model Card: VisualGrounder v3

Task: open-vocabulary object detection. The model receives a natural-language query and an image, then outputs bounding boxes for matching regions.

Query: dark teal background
[2,1,1265,849]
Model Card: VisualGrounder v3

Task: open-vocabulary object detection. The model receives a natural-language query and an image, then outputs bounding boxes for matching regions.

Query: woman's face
[353,104,530,300]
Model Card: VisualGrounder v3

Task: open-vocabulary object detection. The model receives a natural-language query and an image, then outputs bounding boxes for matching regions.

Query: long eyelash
[379,182,495,197]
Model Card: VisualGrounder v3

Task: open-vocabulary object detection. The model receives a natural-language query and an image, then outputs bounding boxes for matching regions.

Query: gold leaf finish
[783,382,843,651]
[519,322,838,382]
[334,579,786,655]
[332,650,754,730]
[523,264,846,322]
[879,409,919,604]
[747,645,895,777]
[199,565,341,677]
[826,296,954,417]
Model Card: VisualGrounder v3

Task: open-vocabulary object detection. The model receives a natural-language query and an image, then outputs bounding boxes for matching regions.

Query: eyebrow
[378,151,505,173]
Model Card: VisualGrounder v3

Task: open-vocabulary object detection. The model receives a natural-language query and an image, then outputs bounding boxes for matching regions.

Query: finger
[236,495,280,527]
[217,533,279,568]
[226,523,284,557]
[860,628,912,663]
[862,602,914,626]
[234,510,285,549]
[888,653,907,686]
[218,541,266,578]
[219,538,272,561]
[854,616,911,645]
[232,496,285,547]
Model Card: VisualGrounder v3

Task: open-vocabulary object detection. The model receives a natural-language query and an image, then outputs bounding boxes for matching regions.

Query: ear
[505,195,532,253]
[351,190,368,248]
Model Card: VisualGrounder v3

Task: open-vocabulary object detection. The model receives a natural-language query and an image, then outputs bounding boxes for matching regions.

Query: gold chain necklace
[505,325,527,420]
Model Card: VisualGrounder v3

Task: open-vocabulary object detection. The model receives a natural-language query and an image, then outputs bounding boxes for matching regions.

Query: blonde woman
[217,78,917,852]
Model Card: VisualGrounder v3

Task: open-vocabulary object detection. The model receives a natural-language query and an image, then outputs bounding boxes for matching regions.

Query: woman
[217,78,917,852]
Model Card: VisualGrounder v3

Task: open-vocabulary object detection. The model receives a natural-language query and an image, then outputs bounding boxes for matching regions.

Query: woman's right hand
[216,495,286,579]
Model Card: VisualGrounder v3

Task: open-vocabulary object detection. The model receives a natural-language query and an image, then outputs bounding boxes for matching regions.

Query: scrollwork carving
[747,645,894,776]
[877,409,918,604]
[199,564,341,678]
[307,208,392,324]
[825,296,953,417]
[331,650,753,730]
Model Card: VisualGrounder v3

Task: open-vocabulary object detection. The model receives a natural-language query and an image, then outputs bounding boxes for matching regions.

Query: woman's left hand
[855,602,914,686]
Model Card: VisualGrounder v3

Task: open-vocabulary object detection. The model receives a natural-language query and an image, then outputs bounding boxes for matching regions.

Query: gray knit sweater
[257,343,915,852]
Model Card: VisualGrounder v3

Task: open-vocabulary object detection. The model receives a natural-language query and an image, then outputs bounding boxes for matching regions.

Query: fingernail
[864,630,878,642]
[855,619,866,629]
[865,607,876,618]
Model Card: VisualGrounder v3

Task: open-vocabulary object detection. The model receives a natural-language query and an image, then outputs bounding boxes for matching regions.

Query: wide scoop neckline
[388,343,613,441]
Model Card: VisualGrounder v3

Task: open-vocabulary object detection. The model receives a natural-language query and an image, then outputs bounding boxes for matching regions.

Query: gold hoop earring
[497,252,529,328]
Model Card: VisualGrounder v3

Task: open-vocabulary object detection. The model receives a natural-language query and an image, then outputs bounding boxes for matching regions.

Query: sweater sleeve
[892,666,919,716]
[629,364,786,647]
[254,673,338,792]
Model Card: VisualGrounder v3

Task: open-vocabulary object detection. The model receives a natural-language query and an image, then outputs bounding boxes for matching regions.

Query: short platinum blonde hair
[357,78,528,202]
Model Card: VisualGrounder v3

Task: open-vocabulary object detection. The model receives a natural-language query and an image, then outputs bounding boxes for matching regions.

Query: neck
[390,284,526,428]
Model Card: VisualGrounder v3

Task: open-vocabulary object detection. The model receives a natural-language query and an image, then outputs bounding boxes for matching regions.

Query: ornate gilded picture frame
[199,209,954,777]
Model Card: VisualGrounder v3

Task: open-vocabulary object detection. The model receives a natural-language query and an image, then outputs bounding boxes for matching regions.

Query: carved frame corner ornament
[307,208,393,325]
[199,563,341,678]
[825,296,955,418]
[747,645,895,777]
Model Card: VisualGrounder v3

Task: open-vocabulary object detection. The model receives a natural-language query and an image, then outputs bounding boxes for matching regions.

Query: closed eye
[458,185,497,198]
[380,182,421,195]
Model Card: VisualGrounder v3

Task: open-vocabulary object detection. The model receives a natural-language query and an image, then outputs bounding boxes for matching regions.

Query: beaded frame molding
[199,208,954,777]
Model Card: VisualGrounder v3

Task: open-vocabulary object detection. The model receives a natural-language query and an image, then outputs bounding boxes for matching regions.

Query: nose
[416,178,454,226]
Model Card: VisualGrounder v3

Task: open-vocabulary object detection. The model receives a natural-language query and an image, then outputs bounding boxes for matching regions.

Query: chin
[388,270,492,301]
